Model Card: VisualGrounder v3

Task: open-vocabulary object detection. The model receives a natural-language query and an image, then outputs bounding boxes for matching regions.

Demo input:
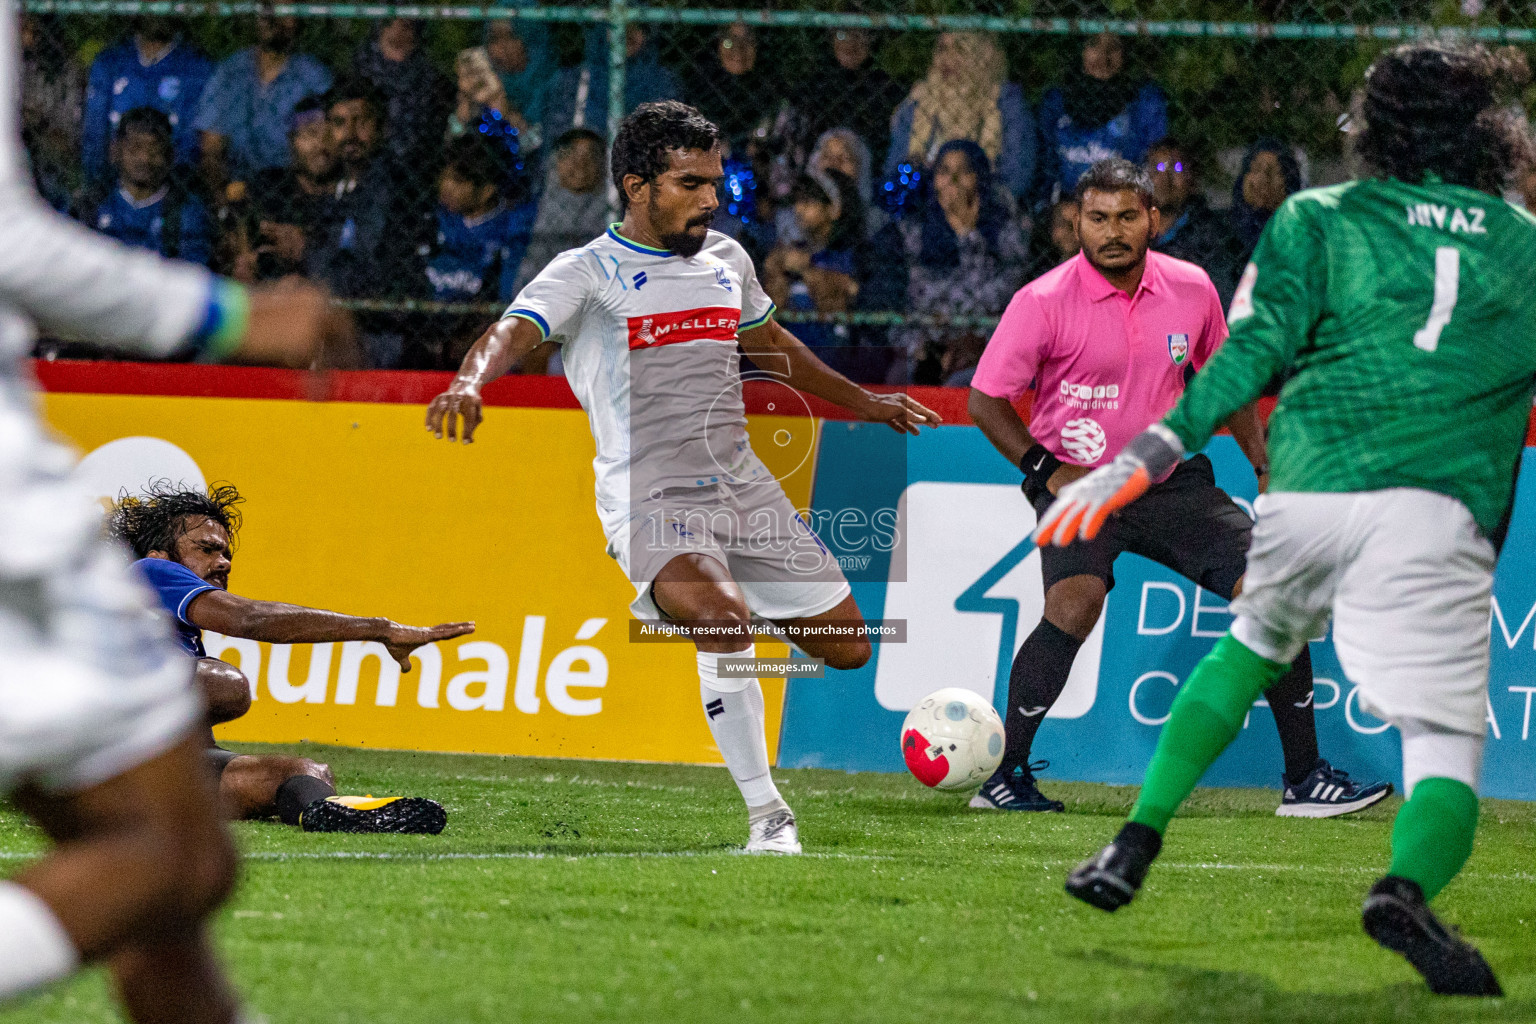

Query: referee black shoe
[969,761,1064,812]
[300,795,447,834]
[1363,876,1502,996]
[1065,823,1162,912]
[1278,759,1393,818]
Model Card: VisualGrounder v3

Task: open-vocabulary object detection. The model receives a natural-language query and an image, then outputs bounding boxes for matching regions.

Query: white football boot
[745,808,802,854]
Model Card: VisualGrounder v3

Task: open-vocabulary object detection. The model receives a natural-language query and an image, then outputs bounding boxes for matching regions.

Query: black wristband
[1019,443,1062,505]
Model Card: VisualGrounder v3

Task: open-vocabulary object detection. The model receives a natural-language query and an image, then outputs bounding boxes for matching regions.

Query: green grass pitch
[4,742,1536,1023]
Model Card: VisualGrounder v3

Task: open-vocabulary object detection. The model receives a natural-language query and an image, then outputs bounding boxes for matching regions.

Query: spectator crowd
[24,13,1477,380]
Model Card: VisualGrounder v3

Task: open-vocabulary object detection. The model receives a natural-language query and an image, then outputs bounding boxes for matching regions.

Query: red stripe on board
[31,360,584,408]
[32,362,1531,443]
[29,361,993,423]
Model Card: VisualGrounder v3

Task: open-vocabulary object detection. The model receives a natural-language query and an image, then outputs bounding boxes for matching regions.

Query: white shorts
[1230,489,1495,737]
[608,481,851,623]
[0,539,199,795]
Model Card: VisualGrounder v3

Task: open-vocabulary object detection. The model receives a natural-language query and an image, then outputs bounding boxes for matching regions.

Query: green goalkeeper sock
[1129,635,1289,834]
[1387,777,1479,901]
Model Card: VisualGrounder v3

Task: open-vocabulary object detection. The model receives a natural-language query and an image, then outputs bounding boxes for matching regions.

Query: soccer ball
[900,688,1005,791]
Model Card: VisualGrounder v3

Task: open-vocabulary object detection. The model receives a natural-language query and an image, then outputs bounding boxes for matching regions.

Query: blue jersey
[425,202,535,304]
[133,557,217,657]
[82,40,213,185]
[89,185,212,266]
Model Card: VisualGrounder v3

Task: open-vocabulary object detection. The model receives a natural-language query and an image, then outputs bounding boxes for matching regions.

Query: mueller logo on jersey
[627,307,741,350]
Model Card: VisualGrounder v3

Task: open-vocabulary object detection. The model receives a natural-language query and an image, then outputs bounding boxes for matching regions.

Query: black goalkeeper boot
[1363,876,1502,996]
[1065,822,1162,912]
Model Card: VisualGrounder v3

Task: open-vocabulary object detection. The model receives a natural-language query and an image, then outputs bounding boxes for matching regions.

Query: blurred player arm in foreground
[425,313,547,442]
[0,174,353,367]
[1037,199,1321,545]
[185,589,474,672]
[737,317,942,435]
[0,60,352,369]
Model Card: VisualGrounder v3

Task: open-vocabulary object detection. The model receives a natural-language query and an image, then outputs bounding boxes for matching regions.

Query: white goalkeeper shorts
[1230,489,1495,738]
[0,538,199,795]
[606,480,850,624]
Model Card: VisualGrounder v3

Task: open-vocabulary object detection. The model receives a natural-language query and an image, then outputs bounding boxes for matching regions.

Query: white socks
[0,881,78,999]
[698,646,785,817]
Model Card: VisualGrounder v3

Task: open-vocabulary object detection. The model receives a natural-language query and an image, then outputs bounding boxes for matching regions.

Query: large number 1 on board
[1413,246,1460,353]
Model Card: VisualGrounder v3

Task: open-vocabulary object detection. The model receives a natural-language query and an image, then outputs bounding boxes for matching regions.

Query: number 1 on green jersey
[1413,246,1460,353]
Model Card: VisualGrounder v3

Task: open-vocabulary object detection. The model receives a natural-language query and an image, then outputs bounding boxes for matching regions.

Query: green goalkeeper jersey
[1163,176,1536,536]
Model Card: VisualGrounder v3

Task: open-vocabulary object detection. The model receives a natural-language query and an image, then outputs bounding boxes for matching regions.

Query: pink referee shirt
[972,250,1228,467]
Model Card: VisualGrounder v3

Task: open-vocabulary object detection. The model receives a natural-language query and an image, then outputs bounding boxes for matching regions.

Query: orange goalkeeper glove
[1033,424,1185,546]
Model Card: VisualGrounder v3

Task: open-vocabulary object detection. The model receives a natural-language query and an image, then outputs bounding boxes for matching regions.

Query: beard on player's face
[648,188,712,257]
[1077,190,1156,276]
[1079,220,1151,275]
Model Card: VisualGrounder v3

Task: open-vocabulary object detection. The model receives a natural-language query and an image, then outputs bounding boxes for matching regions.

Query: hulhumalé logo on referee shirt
[627,307,740,350]
[1167,333,1189,365]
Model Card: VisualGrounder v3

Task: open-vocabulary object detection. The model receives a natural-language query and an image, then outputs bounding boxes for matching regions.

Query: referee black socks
[1263,645,1322,786]
[1000,619,1083,773]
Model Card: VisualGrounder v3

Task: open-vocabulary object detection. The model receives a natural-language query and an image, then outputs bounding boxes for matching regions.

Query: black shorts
[1031,454,1253,598]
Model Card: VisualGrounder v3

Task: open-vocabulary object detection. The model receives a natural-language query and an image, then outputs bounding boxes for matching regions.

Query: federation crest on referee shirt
[1167,333,1189,365]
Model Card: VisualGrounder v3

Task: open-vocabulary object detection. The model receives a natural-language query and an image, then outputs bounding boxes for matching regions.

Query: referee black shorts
[1029,454,1253,599]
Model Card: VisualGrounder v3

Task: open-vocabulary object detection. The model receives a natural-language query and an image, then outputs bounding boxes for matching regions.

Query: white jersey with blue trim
[505,225,778,536]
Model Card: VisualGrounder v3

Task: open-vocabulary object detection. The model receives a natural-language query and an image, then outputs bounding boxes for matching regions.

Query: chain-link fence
[19,2,1536,379]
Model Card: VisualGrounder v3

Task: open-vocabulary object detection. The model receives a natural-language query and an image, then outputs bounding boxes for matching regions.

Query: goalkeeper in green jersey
[1042,42,1536,996]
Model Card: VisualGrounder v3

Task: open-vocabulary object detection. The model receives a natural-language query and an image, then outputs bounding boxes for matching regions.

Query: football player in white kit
[0,3,349,1017]
[428,102,940,853]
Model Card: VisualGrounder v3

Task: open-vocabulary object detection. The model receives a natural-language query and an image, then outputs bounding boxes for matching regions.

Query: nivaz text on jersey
[1405,203,1487,234]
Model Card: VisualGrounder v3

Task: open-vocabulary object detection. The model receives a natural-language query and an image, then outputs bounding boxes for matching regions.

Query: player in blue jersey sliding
[109,481,472,834]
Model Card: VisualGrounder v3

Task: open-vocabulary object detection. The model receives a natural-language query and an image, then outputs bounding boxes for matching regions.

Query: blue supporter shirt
[1035,82,1168,200]
[133,558,218,657]
[82,40,213,185]
[425,202,535,304]
[91,185,212,266]
[192,49,333,179]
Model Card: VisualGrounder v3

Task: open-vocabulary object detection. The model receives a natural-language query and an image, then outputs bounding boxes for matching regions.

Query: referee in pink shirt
[967,159,1389,816]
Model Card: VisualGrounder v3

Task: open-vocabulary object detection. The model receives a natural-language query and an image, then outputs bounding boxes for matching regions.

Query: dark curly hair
[610,100,719,212]
[107,481,245,560]
[1357,42,1533,194]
